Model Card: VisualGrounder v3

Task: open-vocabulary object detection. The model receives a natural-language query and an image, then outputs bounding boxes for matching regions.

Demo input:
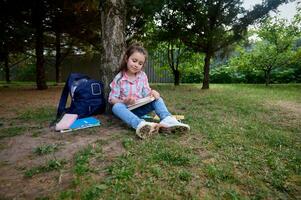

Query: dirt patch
[0,86,131,199]
[273,100,301,115]
[0,86,61,118]
[264,100,301,129]
[0,127,125,200]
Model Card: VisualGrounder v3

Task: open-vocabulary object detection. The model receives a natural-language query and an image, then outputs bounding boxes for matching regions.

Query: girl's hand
[151,90,160,99]
[123,96,136,105]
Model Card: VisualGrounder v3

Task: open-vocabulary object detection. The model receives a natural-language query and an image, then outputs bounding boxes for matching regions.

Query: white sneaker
[159,116,190,133]
[136,121,160,139]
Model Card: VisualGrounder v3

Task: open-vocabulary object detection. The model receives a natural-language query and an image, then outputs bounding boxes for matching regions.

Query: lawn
[0,84,300,199]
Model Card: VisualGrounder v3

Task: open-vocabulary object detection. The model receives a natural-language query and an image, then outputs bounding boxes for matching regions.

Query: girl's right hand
[123,96,136,105]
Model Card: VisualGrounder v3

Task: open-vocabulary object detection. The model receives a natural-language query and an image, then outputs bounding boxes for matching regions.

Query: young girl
[109,44,190,139]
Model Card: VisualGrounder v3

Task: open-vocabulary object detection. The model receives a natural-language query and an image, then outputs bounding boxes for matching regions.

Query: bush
[272,68,295,83]
[210,67,233,83]
[13,63,36,81]
[181,68,202,83]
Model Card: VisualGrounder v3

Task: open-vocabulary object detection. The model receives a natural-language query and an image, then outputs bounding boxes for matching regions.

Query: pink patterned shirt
[109,71,152,103]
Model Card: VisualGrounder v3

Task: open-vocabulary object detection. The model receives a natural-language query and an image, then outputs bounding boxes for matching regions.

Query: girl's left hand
[151,90,160,99]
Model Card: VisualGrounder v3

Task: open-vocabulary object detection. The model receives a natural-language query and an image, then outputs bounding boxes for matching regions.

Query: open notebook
[55,114,101,133]
[55,114,78,131]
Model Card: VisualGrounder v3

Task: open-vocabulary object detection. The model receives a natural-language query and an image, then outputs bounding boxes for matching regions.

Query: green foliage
[272,68,299,83]
[209,14,301,84]
[148,44,205,84]
[181,68,203,83]
[14,63,35,81]
[148,42,201,85]
[126,0,165,41]
[210,67,235,83]
[181,53,204,83]
[150,0,287,88]
[242,16,300,85]
[210,64,266,84]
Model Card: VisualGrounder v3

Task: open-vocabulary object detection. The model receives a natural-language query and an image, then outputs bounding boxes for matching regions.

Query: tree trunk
[168,43,181,86]
[55,30,62,83]
[264,70,267,86]
[100,0,126,112]
[202,53,212,89]
[33,0,47,90]
[265,69,271,86]
[174,70,180,86]
[4,48,10,83]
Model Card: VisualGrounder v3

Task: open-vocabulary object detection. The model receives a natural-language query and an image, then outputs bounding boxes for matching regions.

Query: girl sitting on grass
[109,43,190,139]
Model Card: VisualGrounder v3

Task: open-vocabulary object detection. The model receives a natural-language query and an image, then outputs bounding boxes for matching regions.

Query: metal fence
[0,54,174,83]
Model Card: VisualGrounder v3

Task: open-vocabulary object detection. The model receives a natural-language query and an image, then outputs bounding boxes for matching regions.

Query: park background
[1,0,300,88]
[0,0,300,199]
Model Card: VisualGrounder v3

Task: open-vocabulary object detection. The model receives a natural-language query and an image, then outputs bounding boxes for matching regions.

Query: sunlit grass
[3,83,298,198]
[55,84,301,199]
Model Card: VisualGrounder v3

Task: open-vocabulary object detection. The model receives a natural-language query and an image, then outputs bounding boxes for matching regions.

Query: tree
[145,8,193,85]
[125,0,166,43]
[32,0,48,90]
[1,0,49,89]
[149,41,196,85]
[155,0,288,89]
[47,0,102,83]
[99,0,126,110]
[249,16,300,85]
[249,42,293,85]
[0,0,33,83]
[166,42,183,85]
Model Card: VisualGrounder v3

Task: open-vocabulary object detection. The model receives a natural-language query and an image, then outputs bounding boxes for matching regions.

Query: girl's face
[126,51,146,75]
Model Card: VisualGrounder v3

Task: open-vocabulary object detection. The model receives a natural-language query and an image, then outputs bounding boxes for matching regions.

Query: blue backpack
[56,73,106,119]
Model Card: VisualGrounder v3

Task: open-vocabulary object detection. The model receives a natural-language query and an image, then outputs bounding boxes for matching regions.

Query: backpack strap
[56,75,71,119]
[57,73,96,120]
[56,73,90,119]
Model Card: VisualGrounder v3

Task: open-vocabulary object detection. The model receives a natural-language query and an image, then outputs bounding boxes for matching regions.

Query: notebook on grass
[55,114,78,131]
[60,117,101,133]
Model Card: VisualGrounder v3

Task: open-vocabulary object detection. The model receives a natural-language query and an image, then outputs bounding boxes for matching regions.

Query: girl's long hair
[117,43,148,73]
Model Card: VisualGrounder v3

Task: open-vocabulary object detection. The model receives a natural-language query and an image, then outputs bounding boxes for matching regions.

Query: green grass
[33,143,60,155]
[2,83,300,199]
[18,106,56,123]
[0,106,56,139]
[73,145,98,176]
[0,126,27,139]
[57,142,105,200]
[58,84,301,199]
[24,159,66,178]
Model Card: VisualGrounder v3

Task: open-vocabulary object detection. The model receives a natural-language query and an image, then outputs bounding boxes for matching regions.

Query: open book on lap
[127,96,155,110]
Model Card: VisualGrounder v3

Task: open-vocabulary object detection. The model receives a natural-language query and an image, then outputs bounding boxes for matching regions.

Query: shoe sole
[137,124,159,139]
[159,125,189,134]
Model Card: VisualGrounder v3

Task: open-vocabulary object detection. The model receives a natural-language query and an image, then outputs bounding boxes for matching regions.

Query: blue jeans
[112,97,171,129]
